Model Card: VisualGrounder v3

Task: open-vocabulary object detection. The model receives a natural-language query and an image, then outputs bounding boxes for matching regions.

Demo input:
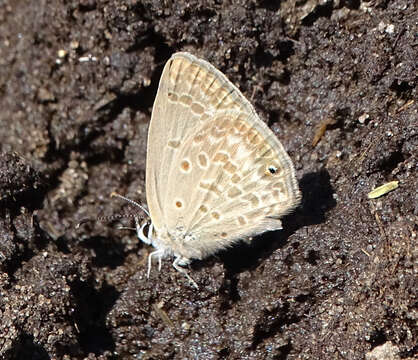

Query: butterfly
[126,52,301,288]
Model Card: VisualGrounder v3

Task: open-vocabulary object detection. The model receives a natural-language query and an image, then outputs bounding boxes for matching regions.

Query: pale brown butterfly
[126,52,301,288]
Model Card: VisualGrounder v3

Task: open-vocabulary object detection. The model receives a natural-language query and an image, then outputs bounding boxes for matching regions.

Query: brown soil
[0,1,416,359]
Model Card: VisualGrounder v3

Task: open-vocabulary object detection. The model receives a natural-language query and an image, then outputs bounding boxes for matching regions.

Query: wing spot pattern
[211,126,226,138]
[227,186,242,198]
[231,174,241,183]
[198,152,209,168]
[213,151,229,163]
[235,120,249,134]
[193,133,205,143]
[179,94,193,106]
[246,128,259,143]
[250,133,262,145]
[208,83,227,107]
[257,165,266,178]
[168,57,185,84]
[180,159,191,173]
[201,73,217,97]
[261,147,273,158]
[243,193,260,207]
[200,113,210,123]
[168,140,181,148]
[184,64,202,90]
[272,189,285,201]
[167,91,178,102]
[199,181,222,196]
[273,181,286,193]
[191,102,205,114]
[223,161,238,174]
[237,216,247,225]
[267,164,281,175]
[228,126,240,136]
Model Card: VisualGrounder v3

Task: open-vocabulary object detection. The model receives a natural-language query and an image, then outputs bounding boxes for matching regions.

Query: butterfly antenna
[76,213,139,229]
[110,192,150,217]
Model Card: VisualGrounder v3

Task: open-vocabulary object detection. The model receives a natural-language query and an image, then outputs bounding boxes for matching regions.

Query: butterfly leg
[147,249,164,278]
[173,256,199,289]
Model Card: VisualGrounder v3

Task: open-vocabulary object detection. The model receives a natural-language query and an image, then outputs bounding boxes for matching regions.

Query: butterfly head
[142,221,203,261]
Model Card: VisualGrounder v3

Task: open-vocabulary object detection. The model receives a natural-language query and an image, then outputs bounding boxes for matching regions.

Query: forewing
[146,52,256,232]
[145,53,212,229]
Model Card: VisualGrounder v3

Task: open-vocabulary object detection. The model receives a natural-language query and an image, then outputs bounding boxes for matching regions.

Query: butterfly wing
[146,52,301,258]
[145,53,201,231]
[146,52,255,232]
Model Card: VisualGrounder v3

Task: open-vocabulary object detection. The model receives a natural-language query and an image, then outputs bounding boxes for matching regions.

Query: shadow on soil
[212,169,336,298]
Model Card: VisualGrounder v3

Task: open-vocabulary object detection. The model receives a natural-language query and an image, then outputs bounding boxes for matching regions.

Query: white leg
[177,257,191,266]
[173,256,198,289]
[147,249,163,278]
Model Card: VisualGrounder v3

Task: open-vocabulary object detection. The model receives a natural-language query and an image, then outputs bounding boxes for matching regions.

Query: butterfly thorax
[152,224,203,260]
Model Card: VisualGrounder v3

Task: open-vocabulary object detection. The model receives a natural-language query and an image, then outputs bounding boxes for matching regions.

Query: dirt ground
[0,0,416,359]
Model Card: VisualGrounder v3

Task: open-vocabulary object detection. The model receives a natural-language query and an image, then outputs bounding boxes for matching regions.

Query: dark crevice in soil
[377,149,405,175]
[301,1,334,27]
[251,303,298,351]
[9,332,51,360]
[399,345,418,359]
[2,215,50,283]
[71,280,119,356]
[367,328,387,348]
[389,79,415,98]
[305,249,320,266]
[277,40,296,63]
[254,47,274,68]
[258,0,283,12]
